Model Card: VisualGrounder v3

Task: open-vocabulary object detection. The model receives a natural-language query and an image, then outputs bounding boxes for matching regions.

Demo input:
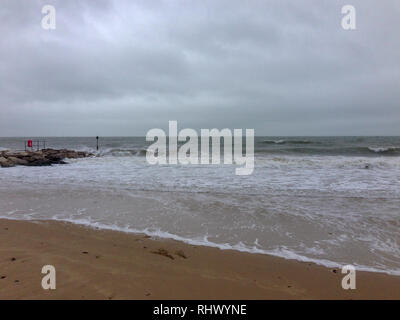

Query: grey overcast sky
[0,0,399,136]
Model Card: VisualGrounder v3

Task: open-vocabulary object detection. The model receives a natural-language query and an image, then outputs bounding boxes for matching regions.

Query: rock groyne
[0,149,93,168]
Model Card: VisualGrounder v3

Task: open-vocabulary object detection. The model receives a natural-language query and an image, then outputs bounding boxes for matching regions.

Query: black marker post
[96,136,99,151]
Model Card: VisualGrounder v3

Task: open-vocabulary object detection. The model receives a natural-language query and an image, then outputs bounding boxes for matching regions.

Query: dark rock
[8,156,29,166]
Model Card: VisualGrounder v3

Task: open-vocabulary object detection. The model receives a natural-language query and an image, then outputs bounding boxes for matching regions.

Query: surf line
[146,121,254,175]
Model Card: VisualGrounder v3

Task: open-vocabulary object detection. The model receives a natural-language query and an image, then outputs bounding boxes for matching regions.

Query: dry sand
[0,219,399,299]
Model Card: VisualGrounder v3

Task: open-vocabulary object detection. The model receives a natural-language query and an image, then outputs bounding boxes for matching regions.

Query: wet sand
[0,219,399,299]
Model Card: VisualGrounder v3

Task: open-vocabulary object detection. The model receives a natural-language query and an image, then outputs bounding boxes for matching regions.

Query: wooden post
[96,136,99,151]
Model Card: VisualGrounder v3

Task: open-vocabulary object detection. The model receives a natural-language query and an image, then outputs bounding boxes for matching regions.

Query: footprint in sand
[151,248,174,260]
[175,250,188,259]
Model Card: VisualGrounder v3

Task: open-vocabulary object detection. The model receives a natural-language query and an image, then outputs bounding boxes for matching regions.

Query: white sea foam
[1,213,399,276]
[368,146,400,153]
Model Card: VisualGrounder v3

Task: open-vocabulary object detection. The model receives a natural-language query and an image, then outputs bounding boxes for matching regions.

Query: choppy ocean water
[0,136,399,275]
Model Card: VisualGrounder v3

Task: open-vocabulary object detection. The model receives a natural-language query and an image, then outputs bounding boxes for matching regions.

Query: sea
[0,136,399,275]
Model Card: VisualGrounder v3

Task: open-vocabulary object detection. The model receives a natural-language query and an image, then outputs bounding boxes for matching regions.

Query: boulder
[66,152,79,159]
[0,156,15,168]
[7,157,29,166]
[26,158,52,166]
[4,152,29,158]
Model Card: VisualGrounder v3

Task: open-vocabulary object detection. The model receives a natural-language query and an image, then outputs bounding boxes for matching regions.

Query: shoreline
[1,218,399,299]
[2,216,398,277]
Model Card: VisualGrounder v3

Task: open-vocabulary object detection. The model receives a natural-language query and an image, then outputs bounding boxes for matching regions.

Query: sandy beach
[2,0,400,304]
[0,218,399,300]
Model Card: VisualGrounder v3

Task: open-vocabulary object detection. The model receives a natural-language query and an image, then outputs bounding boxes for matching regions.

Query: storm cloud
[0,0,399,136]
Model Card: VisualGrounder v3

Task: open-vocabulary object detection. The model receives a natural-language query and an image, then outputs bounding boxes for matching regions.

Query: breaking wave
[368,146,400,154]
[98,148,147,157]
[96,145,400,158]
[262,139,312,145]
[257,146,400,156]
